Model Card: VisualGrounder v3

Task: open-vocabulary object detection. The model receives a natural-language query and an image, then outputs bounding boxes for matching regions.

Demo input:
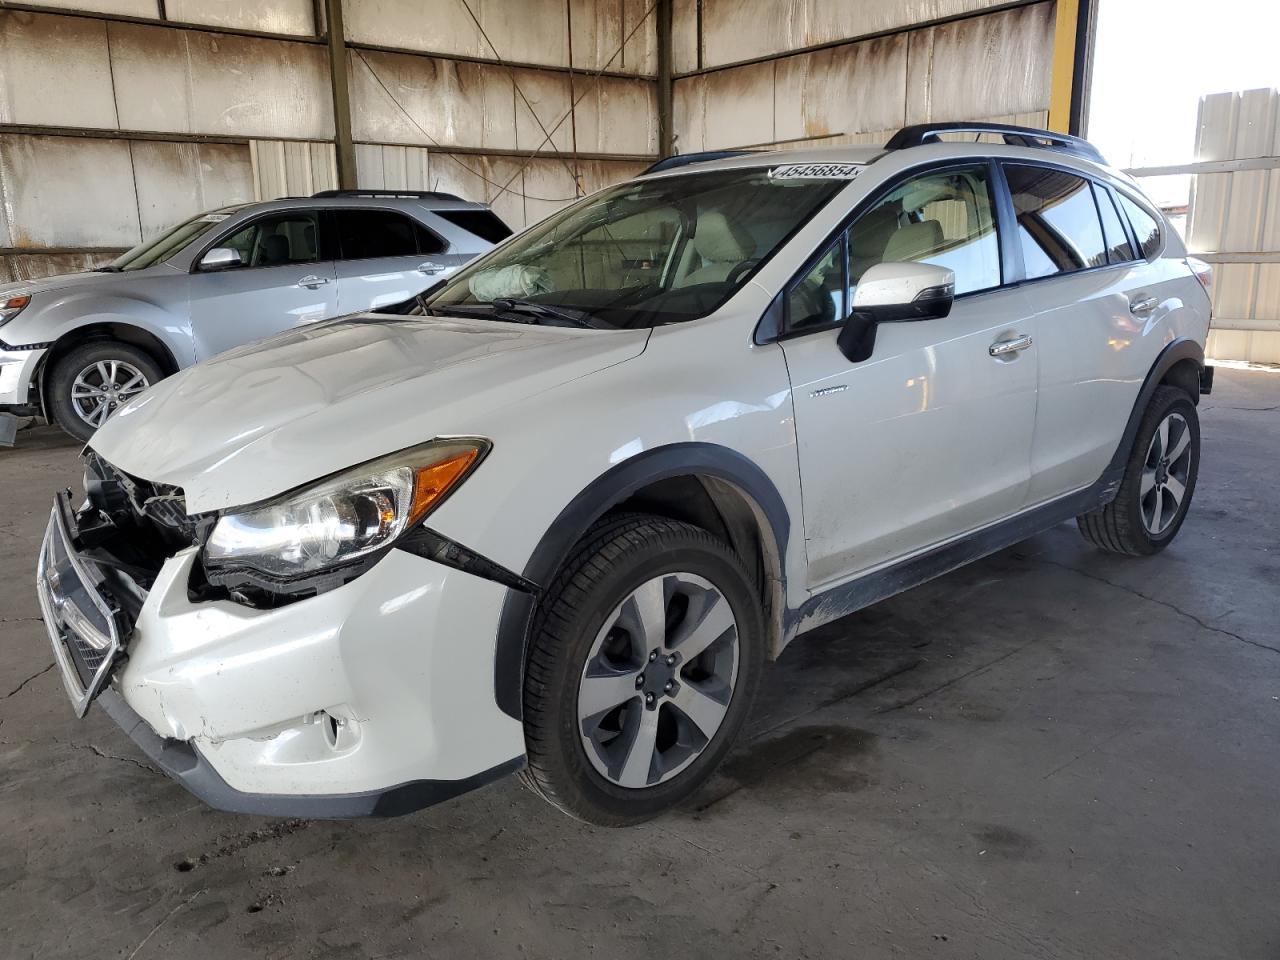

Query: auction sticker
[769,163,862,180]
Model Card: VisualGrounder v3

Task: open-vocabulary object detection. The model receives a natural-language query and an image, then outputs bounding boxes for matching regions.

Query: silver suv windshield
[100,205,249,273]
[425,167,853,328]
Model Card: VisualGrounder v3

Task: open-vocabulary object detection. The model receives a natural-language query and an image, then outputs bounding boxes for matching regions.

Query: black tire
[1077,385,1200,556]
[46,340,164,443]
[520,513,764,826]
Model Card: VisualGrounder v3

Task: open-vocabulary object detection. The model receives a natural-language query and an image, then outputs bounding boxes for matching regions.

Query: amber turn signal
[408,447,480,526]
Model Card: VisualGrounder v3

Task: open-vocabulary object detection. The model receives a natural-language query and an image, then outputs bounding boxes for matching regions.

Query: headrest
[692,211,755,263]
[850,205,899,258]
[261,233,290,264]
[883,220,944,263]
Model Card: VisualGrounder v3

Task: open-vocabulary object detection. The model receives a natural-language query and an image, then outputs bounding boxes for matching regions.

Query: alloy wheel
[70,360,150,428]
[1141,411,1193,536]
[577,572,740,789]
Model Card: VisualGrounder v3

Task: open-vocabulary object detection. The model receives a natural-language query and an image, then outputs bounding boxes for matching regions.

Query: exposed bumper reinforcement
[98,689,524,819]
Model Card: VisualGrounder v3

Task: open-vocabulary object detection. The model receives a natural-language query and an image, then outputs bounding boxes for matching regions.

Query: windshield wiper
[489,298,605,329]
[93,265,122,273]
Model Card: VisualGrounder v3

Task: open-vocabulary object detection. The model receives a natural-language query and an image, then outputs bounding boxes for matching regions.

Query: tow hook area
[1199,364,1215,396]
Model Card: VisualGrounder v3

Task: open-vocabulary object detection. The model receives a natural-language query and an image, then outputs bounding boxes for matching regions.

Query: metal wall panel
[14,0,156,16]
[132,140,255,236]
[569,74,659,156]
[110,22,334,139]
[164,0,317,36]
[671,0,699,74]
[0,11,119,129]
[674,5,1052,154]
[0,134,140,247]
[251,140,338,199]
[342,0,656,76]
[0,252,121,283]
[696,0,1018,70]
[1186,88,1280,362]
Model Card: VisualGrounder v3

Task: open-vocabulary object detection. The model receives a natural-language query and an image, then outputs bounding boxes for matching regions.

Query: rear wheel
[1077,385,1200,555]
[47,341,163,443]
[521,513,764,825]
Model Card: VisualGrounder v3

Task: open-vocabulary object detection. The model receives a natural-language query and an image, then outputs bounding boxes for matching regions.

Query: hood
[0,268,145,300]
[90,313,649,513]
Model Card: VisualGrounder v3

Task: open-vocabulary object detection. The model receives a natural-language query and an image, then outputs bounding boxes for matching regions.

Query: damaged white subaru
[37,123,1213,825]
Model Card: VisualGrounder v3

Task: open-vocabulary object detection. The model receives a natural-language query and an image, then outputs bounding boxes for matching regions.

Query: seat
[681,212,756,286]
[848,205,900,282]
[882,220,945,264]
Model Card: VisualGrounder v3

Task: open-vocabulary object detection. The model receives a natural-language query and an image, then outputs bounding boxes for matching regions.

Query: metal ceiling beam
[323,0,357,190]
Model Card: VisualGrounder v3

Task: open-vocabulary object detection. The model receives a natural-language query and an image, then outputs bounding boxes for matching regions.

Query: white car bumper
[0,344,45,406]
[39,500,526,817]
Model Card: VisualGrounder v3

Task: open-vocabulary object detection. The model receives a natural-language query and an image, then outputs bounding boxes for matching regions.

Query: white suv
[37,124,1213,825]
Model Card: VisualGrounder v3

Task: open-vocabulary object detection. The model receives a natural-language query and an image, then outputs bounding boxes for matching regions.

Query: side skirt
[787,467,1122,637]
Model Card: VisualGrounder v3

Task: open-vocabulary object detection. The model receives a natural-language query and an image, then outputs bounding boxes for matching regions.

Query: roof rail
[884,122,1107,165]
[642,150,756,175]
[311,189,465,201]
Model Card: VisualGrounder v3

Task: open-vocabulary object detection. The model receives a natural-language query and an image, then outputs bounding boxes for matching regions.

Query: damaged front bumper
[36,491,526,818]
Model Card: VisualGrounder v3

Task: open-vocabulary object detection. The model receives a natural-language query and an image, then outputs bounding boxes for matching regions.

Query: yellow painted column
[1048,0,1080,133]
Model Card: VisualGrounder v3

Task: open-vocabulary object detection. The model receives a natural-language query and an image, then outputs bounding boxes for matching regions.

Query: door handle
[296,275,330,289]
[417,261,445,275]
[989,334,1033,357]
[1129,295,1158,315]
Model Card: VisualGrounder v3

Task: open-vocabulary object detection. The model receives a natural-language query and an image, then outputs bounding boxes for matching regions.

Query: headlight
[204,439,486,580]
[0,295,30,328]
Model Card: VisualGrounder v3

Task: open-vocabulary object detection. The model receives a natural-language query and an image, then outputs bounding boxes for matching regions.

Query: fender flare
[1102,337,1205,481]
[493,442,792,720]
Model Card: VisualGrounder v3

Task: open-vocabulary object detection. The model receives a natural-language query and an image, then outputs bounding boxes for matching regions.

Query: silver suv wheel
[577,572,740,789]
[1141,411,1193,536]
[71,359,150,428]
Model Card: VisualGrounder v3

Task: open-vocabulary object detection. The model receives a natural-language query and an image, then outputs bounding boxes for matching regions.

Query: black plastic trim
[493,442,792,719]
[643,150,755,174]
[1200,364,1214,396]
[0,338,52,351]
[97,689,523,819]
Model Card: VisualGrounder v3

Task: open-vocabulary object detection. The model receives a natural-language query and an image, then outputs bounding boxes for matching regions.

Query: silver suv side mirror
[199,247,243,272]
[837,262,955,363]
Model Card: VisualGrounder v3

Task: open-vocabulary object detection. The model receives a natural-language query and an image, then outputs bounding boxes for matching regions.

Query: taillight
[1188,257,1212,301]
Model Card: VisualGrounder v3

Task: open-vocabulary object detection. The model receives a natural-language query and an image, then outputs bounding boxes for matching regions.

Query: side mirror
[199,247,243,272]
[836,262,955,363]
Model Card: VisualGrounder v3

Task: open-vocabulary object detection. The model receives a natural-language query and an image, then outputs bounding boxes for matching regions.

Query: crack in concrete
[0,616,43,625]
[1203,403,1280,413]
[76,742,161,775]
[125,888,205,960]
[177,818,313,871]
[877,641,1037,714]
[1036,558,1280,657]
[3,662,55,699]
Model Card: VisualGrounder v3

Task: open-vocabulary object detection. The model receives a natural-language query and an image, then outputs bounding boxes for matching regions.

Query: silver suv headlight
[203,439,487,580]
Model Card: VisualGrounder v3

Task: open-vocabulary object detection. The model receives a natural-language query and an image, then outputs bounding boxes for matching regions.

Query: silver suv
[0,190,511,440]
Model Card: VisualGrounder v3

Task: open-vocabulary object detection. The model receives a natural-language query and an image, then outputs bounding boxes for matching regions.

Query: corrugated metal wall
[671,0,1055,154]
[0,0,657,280]
[1185,88,1280,365]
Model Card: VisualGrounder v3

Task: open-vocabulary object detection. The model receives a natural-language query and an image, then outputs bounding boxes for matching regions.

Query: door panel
[189,211,336,360]
[783,286,1037,587]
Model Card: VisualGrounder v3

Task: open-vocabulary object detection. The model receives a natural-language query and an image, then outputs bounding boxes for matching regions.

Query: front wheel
[1077,385,1200,555]
[46,341,163,443]
[521,514,764,825]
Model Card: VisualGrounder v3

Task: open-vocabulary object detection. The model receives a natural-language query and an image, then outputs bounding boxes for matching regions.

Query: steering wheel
[726,258,761,286]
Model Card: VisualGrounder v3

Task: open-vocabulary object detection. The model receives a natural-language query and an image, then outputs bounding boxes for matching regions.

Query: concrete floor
[1,367,1277,959]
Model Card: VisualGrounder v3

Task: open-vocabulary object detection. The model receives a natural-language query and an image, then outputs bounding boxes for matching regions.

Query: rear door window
[1003,165,1108,279]
[335,209,429,260]
[1117,193,1162,259]
[1094,185,1137,263]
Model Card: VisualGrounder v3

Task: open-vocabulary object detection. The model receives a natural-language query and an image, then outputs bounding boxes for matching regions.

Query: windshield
[425,167,852,328]
[106,206,248,272]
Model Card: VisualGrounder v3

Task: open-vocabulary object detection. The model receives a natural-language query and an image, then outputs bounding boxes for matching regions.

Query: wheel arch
[38,322,181,414]
[494,442,791,721]
[1103,337,1204,483]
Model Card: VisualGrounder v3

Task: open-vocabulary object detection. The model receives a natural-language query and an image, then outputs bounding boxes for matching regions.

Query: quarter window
[847,165,1001,295]
[787,237,847,332]
[219,213,321,268]
[1117,193,1162,259]
[1003,165,1108,278]
[1095,185,1137,263]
